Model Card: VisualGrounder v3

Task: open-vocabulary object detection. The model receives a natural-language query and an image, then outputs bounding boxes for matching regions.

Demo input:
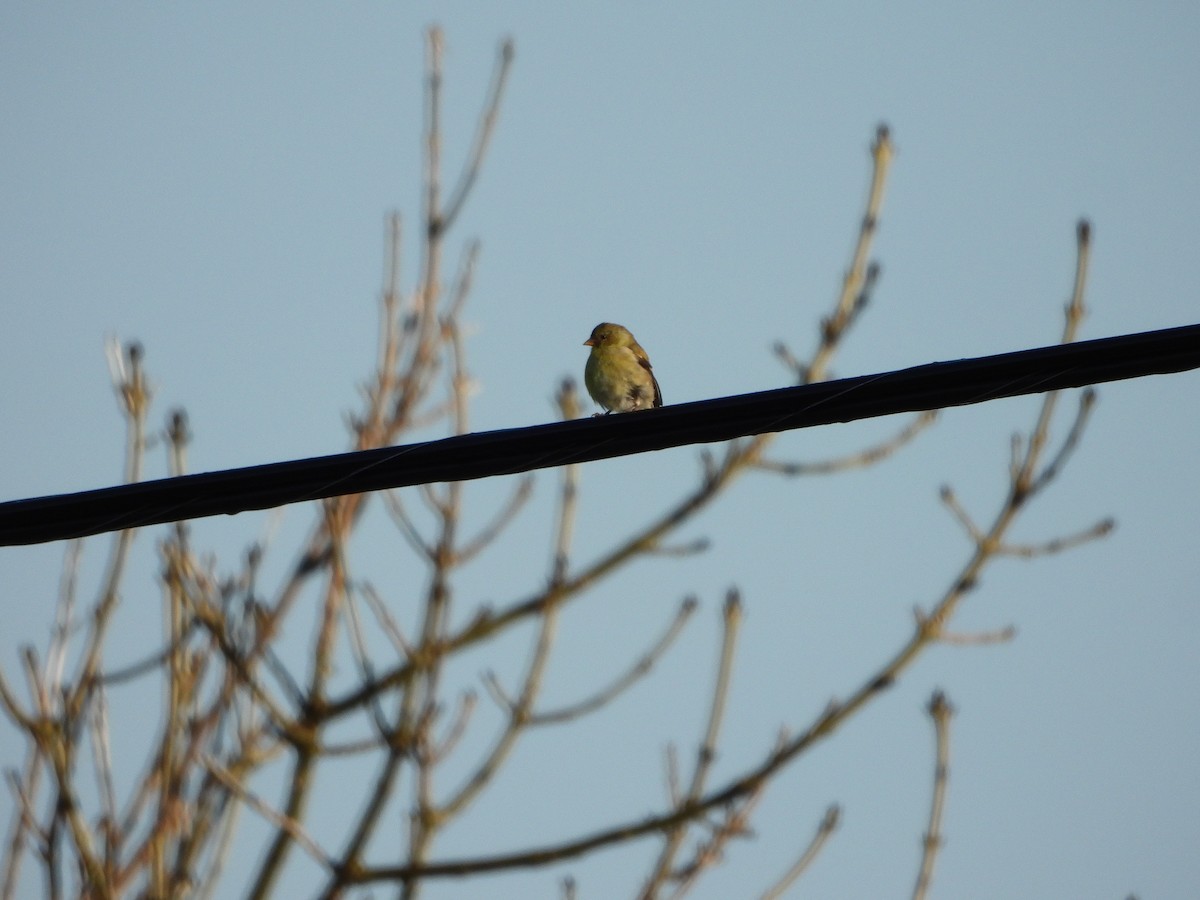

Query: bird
[583,322,663,414]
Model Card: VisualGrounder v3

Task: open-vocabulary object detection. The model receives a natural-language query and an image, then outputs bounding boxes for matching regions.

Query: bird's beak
[583,338,596,347]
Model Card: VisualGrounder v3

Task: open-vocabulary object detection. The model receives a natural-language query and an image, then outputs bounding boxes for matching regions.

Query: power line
[2,323,1198,547]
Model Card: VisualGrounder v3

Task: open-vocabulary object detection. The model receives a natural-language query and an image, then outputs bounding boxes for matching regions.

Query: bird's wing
[634,353,663,407]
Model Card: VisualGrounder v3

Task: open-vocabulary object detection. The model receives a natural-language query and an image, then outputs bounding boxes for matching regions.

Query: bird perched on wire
[583,322,663,414]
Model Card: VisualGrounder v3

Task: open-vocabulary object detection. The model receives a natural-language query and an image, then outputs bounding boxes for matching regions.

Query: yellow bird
[583,322,663,414]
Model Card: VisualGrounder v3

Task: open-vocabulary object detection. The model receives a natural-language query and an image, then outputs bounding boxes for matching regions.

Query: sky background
[2,3,1199,898]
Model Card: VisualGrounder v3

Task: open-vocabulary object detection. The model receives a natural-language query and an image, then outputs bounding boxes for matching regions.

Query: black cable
[2,323,1198,547]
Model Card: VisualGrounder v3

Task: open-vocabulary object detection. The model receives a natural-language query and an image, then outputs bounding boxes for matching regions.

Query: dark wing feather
[637,355,663,407]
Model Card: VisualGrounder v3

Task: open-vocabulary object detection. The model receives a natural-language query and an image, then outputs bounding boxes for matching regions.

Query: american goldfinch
[583,322,663,414]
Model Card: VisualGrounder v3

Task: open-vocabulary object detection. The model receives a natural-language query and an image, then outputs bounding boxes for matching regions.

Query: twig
[529,597,698,725]
[642,592,743,898]
[934,624,1017,646]
[998,517,1114,558]
[46,540,84,697]
[754,410,936,476]
[359,582,415,660]
[203,758,331,869]
[383,490,437,561]
[454,475,534,567]
[87,684,119,856]
[549,379,582,586]
[692,592,742,795]
[644,538,711,558]
[438,39,515,235]
[665,789,764,899]
[341,585,393,740]
[759,804,841,900]
[912,691,954,900]
[806,125,894,383]
[1,751,45,900]
[939,486,983,545]
[665,744,682,808]
[1029,388,1097,496]
[430,691,478,763]
[1016,221,1091,501]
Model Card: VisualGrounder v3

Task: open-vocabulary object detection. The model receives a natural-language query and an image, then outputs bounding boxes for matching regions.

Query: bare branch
[665,789,764,899]
[1015,220,1092,501]
[642,591,743,897]
[806,124,894,384]
[430,691,478,763]
[204,758,332,870]
[759,805,841,900]
[549,379,583,586]
[0,665,33,731]
[359,582,415,660]
[86,685,118,856]
[341,584,393,740]
[454,475,534,566]
[692,592,742,797]
[644,538,711,558]
[771,339,805,378]
[2,751,45,900]
[383,490,437,561]
[754,410,936,476]
[438,38,515,236]
[46,540,84,696]
[998,516,1114,558]
[939,485,984,545]
[438,569,563,821]
[665,744,682,808]
[529,596,698,725]
[912,691,954,900]
[932,623,1017,647]
[1029,388,1097,496]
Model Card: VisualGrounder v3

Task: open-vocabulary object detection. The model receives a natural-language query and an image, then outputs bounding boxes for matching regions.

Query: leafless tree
[0,27,1109,900]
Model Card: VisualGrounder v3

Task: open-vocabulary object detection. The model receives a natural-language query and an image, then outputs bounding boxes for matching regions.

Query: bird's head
[584,322,634,349]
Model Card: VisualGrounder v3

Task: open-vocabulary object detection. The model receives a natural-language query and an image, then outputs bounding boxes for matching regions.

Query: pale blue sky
[2,4,1198,898]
